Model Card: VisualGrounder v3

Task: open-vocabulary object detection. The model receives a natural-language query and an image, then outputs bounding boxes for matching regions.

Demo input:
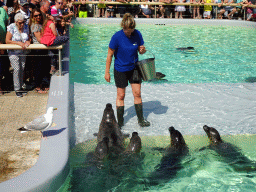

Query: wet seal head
[103,103,116,124]
[94,137,109,160]
[125,132,142,154]
[203,125,222,144]
[169,126,186,149]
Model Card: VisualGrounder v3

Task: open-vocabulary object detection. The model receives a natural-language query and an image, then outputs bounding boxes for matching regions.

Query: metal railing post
[59,49,62,76]
[155,5,156,18]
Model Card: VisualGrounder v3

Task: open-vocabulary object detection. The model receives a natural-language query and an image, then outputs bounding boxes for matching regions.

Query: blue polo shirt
[109,29,144,72]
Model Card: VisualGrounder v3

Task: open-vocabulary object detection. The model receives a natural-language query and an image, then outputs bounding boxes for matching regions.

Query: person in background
[78,0,88,18]
[140,0,154,18]
[61,0,74,19]
[216,0,226,19]
[212,0,223,19]
[40,0,51,20]
[29,8,48,93]
[224,0,235,19]
[159,0,173,18]
[30,0,41,10]
[51,0,63,19]
[0,6,9,95]
[105,13,150,128]
[98,0,106,17]
[242,0,253,21]
[6,13,31,97]
[6,0,19,23]
[16,0,31,25]
[40,14,69,74]
[106,0,115,18]
[0,0,7,13]
[193,0,201,19]
[202,0,213,19]
[175,0,186,19]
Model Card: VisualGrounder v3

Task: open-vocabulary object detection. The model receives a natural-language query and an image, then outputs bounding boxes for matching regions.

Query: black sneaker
[16,92,23,97]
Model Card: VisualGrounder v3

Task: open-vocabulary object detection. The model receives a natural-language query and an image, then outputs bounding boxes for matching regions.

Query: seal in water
[124,132,142,154]
[147,127,189,186]
[203,125,256,174]
[94,137,109,160]
[176,47,194,51]
[155,72,166,80]
[96,103,125,153]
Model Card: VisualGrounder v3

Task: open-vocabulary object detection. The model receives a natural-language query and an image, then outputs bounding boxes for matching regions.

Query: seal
[124,132,142,154]
[94,137,109,160]
[176,47,194,51]
[155,72,166,80]
[147,127,189,186]
[203,125,256,174]
[96,103,125,153]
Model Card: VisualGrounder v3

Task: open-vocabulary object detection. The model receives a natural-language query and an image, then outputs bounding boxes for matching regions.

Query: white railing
[0,44,63,76]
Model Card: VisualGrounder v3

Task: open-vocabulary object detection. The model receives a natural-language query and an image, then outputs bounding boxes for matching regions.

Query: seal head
[169,126,186,150]
[94,137,109,160]
[203,125,222,144]
[125,132,142,154]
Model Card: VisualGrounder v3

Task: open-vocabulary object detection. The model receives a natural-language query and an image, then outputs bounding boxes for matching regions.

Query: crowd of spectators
[0,0,73,97]
[72,0,256,20]
[0,0,255,97]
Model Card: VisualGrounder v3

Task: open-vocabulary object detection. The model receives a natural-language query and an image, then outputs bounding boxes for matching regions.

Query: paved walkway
[0,91,48,183]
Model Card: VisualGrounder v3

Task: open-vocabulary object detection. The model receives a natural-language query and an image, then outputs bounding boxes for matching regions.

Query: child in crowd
[175,0,186,19]
[203,0,213,19]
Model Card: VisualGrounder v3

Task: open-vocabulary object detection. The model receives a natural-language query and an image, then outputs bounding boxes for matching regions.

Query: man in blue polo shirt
[105,13,150,128]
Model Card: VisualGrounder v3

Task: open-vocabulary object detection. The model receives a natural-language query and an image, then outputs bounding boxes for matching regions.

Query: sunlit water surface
[59,23,256,191]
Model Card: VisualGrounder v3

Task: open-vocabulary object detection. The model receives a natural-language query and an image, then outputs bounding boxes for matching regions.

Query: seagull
[17,107,57,134]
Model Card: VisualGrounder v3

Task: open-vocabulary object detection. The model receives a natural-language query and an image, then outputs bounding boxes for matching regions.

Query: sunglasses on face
[57,2,63,4]
[17,21,25,24]
[34,14,42,17]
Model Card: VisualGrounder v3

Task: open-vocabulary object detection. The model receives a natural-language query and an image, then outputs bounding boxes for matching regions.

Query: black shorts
[114,68,142,88]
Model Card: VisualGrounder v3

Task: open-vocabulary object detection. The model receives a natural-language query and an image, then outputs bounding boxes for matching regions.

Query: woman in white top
[6,13,31,97]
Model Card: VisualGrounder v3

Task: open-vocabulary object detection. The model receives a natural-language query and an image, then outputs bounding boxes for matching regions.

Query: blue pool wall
[0,18,255,192]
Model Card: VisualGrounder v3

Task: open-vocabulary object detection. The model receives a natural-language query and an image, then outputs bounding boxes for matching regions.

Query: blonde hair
[121,13,136,29]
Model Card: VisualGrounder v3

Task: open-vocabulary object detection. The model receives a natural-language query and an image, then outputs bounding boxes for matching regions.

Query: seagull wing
[24,115,51,131]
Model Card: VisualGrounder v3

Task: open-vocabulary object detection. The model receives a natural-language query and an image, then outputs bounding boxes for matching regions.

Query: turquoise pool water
[70,24,256,84]
[59,135,256,192]
[64,23,256,192]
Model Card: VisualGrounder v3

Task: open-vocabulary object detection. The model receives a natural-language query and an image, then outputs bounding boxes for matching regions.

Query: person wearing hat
[16,0,31,25]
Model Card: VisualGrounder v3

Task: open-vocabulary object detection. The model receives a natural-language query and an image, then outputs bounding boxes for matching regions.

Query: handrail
[0,44,62,50]
[0,44,63,76]
[73,1,256,8]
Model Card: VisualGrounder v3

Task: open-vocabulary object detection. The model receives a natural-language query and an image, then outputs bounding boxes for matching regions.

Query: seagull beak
[53,108,57,110]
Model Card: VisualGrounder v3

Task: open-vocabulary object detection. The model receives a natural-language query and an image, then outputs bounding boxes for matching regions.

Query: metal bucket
[136,51,156,81]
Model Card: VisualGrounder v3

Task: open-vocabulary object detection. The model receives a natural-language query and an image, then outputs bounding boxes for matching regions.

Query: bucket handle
[146,50,155,60]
